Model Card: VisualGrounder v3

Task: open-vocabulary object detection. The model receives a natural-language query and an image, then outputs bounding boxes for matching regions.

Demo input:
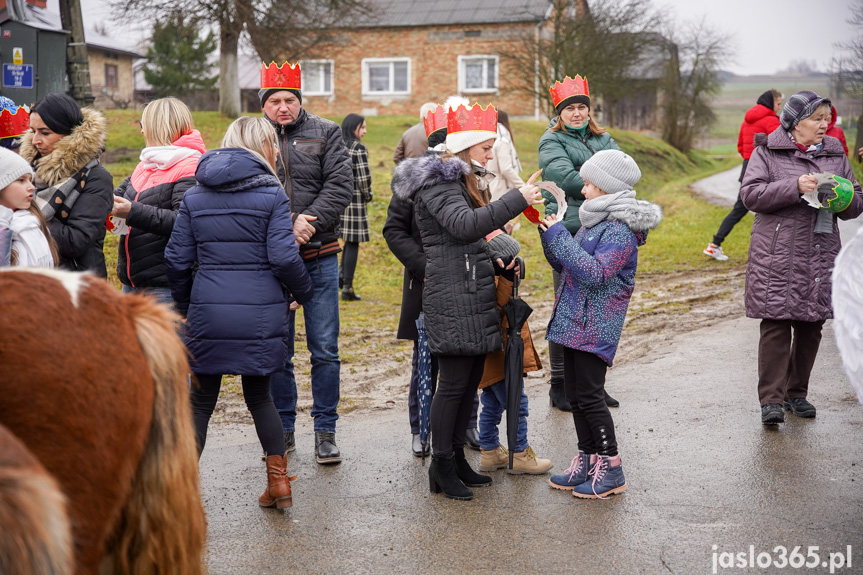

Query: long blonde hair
[221,117,278,174]
[10,202,59,266]
[141,97,194,147]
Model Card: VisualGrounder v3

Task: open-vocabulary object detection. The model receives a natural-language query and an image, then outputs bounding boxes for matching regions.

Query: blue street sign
[3,64,34,89]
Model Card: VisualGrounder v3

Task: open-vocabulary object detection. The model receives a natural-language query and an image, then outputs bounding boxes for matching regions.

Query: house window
[458,55,498,93]
[362,58,410,95]
[105,64,118,88]
[301,60,334,95]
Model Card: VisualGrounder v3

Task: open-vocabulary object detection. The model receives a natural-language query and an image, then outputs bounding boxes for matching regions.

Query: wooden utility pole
[58,0,94,106]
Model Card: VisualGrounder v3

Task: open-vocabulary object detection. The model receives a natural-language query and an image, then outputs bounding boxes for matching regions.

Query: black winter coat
[269,109,353,257]
[382,192,426,340]
[391,154,528,356]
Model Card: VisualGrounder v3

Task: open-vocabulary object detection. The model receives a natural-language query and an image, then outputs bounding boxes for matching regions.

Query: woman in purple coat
[740,91,863,425]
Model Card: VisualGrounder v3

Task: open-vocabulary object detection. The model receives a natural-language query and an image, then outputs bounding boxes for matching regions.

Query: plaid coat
[339,139,372,242]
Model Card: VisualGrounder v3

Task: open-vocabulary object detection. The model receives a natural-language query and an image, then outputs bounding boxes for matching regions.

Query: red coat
[737,104,781,160]
[826,105,849,156]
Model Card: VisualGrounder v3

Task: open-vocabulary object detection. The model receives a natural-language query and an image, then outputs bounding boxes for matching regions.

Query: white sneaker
[703,243,729,261]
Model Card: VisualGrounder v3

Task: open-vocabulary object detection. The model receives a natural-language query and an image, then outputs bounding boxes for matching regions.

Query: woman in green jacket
[538,75,620,411]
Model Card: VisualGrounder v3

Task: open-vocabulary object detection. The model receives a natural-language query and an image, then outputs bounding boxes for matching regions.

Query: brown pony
[0,268,205,575]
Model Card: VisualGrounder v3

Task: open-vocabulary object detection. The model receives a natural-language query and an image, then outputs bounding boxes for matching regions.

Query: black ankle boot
[453,448,492,487]
[429,455,473,500]
[604,390,619,407]
[549,381,572,412]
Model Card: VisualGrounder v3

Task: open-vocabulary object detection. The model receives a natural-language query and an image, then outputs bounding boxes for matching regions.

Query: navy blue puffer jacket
[165,148,314,376]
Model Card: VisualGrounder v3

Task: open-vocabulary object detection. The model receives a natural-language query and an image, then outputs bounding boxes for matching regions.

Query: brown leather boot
[259,454,296,509]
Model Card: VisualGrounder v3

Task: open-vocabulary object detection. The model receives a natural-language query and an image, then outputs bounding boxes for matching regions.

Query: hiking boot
[761,403,785,425]
[548,452,595,490]
[453,448,492,487]
[604,390,619,408]
[315,432,342,464]
[509,446,553,475]
[572,454,627,499]
[479,445,509,471]
[465,428,481,451]
[703,243,729,261]
[412,434,430,457]
[784,397,816,418]
[549,381,572,412]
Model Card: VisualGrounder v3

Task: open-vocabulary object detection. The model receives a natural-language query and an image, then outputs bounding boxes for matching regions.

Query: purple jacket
[740,129,863,321]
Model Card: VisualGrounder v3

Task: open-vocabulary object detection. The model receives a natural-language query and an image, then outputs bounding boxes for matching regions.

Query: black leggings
[431,354,486,457]
[191,373,284,458]
[563,348,617,456]
[341,241,360,290]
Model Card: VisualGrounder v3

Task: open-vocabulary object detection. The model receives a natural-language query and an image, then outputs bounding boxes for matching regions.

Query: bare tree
[835,0,863,161]
[499,0,665,126]
[658,18,731,152]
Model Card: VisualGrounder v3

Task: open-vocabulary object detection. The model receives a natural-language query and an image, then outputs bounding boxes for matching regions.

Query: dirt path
[212,264,746,423]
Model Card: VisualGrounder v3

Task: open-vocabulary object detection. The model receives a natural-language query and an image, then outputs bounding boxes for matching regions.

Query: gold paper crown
[447,103,497,135]
[0,106,29,139]
[260,61,302,91]
[549,75,590,108]
[423,105,447,138]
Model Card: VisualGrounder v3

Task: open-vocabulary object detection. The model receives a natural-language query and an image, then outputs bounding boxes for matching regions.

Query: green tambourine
[814,173,855,213]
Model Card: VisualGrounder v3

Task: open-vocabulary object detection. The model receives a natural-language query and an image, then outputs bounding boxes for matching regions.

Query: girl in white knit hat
[0,147,57,267]
[539,149,661,499]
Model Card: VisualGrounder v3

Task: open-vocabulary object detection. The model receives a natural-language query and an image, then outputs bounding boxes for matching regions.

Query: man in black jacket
[260,62,353,464]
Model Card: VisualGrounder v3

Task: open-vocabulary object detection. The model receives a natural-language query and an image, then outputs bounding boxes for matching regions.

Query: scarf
[579,190,638,228]
[35,158,98,222]
[9,209,54,267]
[472,160,494,196]
[139,144,201,171]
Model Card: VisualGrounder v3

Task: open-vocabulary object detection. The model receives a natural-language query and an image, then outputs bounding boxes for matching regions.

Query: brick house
[258,0,552,119]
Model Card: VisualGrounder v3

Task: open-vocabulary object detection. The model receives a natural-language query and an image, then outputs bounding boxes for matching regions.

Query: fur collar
[18,108,107,185]
[391,153,470,202]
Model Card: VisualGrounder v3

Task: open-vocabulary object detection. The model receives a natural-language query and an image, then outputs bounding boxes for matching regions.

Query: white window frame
[300,59,335,96]
[361,57,411,96]
[458,55,499,94]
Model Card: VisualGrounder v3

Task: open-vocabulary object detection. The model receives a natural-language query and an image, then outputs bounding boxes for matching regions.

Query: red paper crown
[447,103,497,135]
[423,105,447,138]
[549,75,590,108]
[0,106,29,139]
[260,61,301,91]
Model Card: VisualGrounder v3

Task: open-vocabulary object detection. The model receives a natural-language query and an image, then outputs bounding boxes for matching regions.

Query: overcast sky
[63,0,858,76]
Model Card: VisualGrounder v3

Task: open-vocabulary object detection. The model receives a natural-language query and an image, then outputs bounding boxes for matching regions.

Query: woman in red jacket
[703,89,781,261]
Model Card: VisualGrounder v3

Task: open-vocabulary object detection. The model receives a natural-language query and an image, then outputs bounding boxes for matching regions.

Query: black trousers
[563,348,617,456]
[340,241,360,290]
[431,354,486,457]
[191,373,284,457]
[758,319,824,406]
[712,160,751,247]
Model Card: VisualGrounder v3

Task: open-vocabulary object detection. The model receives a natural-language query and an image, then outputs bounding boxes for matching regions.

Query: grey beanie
[580,149,641,194]
[780,90,831,131]
[0,147,33,191]
[486,229,521,262]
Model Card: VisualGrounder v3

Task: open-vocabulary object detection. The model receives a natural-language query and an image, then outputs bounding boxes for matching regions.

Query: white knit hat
[580,149,641,194]
[0,147,33,191]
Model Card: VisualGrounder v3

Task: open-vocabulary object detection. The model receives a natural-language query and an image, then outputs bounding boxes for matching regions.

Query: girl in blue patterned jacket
[539,149,661,499]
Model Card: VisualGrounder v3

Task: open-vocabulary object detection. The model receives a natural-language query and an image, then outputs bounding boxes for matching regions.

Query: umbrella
[503,256,533,469]
[415,313,433,464]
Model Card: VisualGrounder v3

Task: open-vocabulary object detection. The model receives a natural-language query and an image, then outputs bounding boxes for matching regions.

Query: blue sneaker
[548,452,594,490]
[572,454,627,499]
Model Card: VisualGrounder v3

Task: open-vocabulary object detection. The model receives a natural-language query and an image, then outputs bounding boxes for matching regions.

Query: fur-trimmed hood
[609,198,663,233]
[18,108,107,185]
[391,152,470,202]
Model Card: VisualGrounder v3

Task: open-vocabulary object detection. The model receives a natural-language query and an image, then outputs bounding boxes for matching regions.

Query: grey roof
[357,0,551,27]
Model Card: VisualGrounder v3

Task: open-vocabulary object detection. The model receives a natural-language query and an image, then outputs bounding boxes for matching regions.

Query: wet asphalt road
[200,315,863,574]
[198,168,863,574]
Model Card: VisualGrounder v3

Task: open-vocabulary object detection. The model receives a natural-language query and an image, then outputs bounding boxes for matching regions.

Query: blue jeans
[122,284,174,306]
[478,379,529,453]
[270,255,340,433]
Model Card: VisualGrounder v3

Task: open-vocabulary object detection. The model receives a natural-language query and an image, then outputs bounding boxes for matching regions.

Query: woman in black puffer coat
[392,103,543,501]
